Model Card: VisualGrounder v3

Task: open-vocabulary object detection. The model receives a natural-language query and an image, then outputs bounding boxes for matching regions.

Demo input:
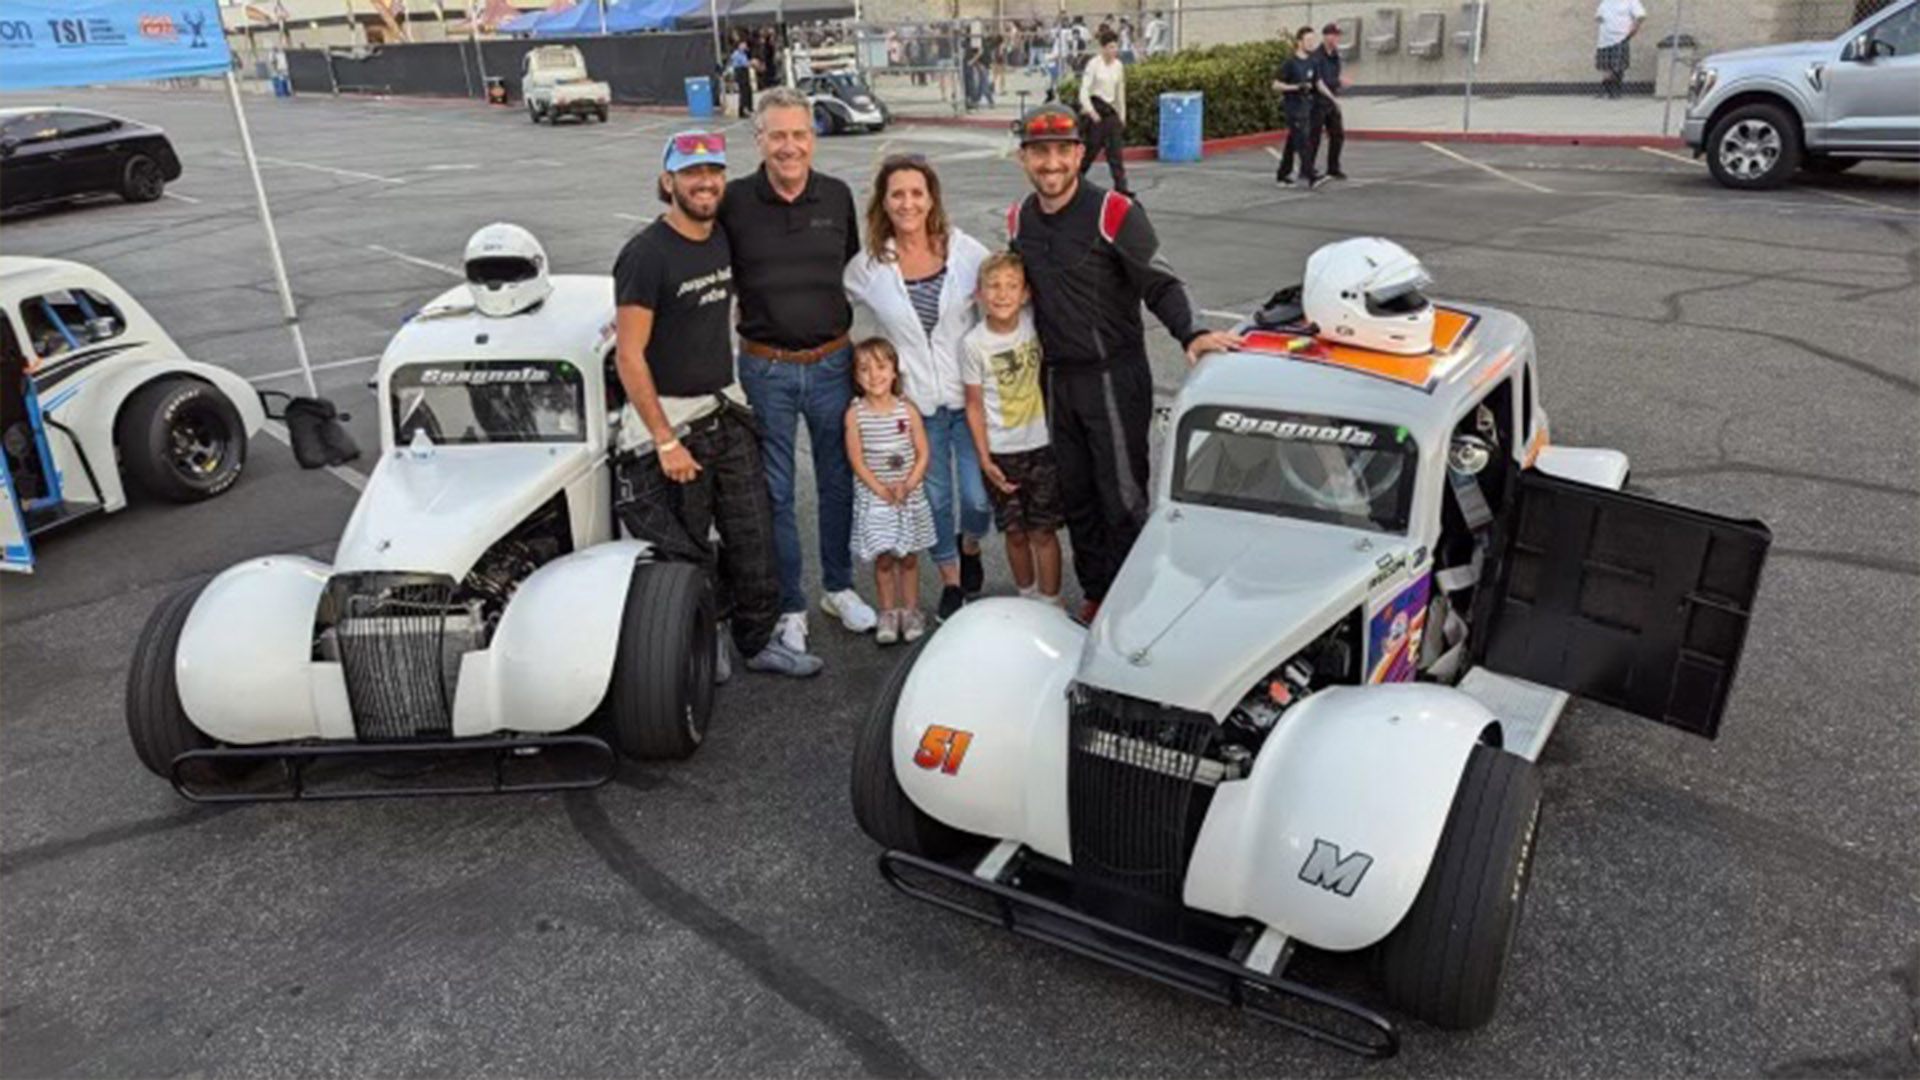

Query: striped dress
[850,397,937,561]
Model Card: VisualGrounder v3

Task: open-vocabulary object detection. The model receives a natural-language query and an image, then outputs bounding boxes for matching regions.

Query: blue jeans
[738,345,855,615]
[920,406,992,568]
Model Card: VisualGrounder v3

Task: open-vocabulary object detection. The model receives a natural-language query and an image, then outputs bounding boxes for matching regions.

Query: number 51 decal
[912,725,974,775]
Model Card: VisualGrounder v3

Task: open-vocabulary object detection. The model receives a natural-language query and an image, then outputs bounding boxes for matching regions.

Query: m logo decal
[1298,839,1373,897]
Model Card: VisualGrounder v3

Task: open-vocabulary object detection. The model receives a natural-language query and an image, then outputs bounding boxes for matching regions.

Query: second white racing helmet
[464,223,552,318]
[1303,237,1435,355]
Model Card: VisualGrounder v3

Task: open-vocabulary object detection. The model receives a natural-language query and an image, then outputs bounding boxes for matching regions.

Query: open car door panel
[1471,471,1769,739]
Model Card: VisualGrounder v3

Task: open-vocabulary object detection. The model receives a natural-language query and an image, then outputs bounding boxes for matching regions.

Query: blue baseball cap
[663,130,727,172]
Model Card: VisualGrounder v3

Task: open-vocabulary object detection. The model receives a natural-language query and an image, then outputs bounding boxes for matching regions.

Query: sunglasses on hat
[667,131,726,158]
[1022,111,1079,140]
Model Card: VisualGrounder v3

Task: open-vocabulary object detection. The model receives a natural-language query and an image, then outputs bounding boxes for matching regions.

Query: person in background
[729,35,754,118]
[1594,0,1647,99]
[1117,16,1135,63]
[1271,25,1326,188]
[962,252,1063,609]
[1144,10,1169,57]
[843,155,992,620]
[756,26,781,89]
[1078,30,1130,197]
[719,88,879,653]
[1313,22,1349,180]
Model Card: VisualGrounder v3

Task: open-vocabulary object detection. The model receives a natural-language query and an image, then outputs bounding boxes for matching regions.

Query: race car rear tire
[117,377,247,503]
[606,560,716,760]
[1372,743,1542,1030]
[851,638,977,857]
[126,582,223,780]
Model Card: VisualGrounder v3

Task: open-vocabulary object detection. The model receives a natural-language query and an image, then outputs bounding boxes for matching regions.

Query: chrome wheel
[1718,118,1781,181]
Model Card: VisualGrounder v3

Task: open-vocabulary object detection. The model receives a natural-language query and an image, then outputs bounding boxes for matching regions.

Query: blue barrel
[1157,91,1203,162]
[685,76,715,118]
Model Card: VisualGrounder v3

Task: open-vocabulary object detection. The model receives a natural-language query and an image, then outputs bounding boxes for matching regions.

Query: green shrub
[1060,40,1293,147]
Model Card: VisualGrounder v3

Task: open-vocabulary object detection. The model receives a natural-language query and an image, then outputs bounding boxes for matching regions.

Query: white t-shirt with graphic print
[961,310,1048,455]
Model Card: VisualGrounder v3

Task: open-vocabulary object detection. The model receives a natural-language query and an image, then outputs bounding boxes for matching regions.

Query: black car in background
[0,108,183,212]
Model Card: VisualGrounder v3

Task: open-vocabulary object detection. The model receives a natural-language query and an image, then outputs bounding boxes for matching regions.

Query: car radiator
[1066,685,1222,908]
[320,573,483,740]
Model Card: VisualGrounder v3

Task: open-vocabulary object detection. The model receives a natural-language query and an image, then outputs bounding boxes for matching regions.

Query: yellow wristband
[658,439,681,454]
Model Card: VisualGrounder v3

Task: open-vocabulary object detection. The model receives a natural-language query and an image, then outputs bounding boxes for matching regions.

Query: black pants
[1318,100,1344,174]
[615,405,780,659]
[1044,359,1153,603]
[1079,108,1129,193]
[734,67,753,117]
[1276,96,1321,181]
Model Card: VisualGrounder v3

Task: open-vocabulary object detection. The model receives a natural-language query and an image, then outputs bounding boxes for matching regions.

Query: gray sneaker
[746,639,825,678]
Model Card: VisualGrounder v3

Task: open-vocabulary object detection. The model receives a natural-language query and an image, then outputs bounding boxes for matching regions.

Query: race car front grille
[1067,686,1219,907]
[325,573,460,741]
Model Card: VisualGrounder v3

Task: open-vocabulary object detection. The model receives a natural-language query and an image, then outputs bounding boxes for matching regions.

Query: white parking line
[260,422,367,492]
[1199,308,1246,322]
[222,149,407,185]
[613,212,654,223]
[367,244,462,277]
[162,190,202,204]
[1421,141,1555,194]
[1639,146,1701,167]
[423,163,481,172]
[1803,185,1914,213]
[247,353,382,385]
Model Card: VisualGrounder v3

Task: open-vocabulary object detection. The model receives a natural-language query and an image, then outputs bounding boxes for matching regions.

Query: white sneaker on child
[821,588,879,633]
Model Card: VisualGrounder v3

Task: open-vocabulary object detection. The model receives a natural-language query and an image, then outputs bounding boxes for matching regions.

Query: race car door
[1468,471,1770,740]
[1,455,33,573]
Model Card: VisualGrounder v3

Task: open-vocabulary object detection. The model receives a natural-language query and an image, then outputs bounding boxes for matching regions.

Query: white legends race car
[124,226,715,800]
[1,256,266,572]
[852,240,1772,1056]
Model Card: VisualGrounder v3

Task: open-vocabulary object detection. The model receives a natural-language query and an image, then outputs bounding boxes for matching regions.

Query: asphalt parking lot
[2,84,1917,1077]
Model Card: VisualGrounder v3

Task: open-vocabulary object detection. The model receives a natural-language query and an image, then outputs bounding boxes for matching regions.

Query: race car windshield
[1172,405,1417,533]
[390,360,585,445]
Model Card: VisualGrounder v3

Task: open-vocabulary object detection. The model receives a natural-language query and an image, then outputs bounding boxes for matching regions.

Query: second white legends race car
[852,239,1772,1056]
[124,225,716,800]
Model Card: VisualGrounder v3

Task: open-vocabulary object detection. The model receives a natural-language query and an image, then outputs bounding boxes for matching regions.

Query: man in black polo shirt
[1313,22,1349,180]
[613,130,823,679]
[717,85,877,656]
[1272,25,1327,188]
[1007,103,1240,621]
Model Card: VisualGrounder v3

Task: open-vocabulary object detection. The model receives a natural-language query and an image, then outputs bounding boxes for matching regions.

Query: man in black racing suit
[1007,103,1241,620]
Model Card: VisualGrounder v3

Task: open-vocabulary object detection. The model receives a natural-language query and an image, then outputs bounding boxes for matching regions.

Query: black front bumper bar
[170,733,616,802]
[879,849,1400,1059]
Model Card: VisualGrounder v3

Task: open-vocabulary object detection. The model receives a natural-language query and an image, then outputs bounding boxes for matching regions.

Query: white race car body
[151,275,677,785]
[868,297,1771,1052]
[0,256,266,570]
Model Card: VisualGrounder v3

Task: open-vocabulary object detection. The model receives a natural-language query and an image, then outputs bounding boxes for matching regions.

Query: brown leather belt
[741,334,849,364]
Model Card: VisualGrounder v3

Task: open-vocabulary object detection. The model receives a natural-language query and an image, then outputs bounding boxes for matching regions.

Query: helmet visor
[467,256,540,286]
[1364,271,1432,317]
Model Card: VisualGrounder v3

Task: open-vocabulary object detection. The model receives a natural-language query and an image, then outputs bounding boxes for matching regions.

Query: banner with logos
[0,0,232,89]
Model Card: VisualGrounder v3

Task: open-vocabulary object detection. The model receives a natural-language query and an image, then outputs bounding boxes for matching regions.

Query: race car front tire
[851,638,978,857]
[117,376,247,503]
[1372,742,1542,1030]
[126,582,225,781]
[605,560,716,760]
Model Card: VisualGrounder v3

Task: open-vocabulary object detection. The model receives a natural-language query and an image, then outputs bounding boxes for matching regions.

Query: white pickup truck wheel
[605,560,716,760]
[851,639,978,857]
[1372,743,1542,1030]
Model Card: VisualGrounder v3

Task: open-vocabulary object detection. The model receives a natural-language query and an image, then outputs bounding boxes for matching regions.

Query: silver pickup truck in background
[1682,0,1918,189]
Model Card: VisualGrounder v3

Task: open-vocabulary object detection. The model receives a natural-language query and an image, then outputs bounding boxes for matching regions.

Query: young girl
[846,338,936,645]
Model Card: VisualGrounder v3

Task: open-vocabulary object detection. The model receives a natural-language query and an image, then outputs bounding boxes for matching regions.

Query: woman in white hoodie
[844,155,991,620]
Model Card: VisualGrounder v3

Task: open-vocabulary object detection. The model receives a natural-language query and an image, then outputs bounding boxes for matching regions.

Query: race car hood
[1078,503,1411,719]
[331,442,599,577]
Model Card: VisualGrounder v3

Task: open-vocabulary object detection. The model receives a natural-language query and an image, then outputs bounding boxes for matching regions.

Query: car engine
[1220,610,1361,765]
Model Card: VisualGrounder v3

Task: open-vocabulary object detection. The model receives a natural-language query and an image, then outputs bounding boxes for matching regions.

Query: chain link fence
[825,0,1901,136]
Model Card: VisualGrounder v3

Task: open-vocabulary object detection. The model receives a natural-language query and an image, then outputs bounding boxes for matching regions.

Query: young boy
[962,252,1064,606]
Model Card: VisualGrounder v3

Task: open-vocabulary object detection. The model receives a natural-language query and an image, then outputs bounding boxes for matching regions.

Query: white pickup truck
[522,45,611,125]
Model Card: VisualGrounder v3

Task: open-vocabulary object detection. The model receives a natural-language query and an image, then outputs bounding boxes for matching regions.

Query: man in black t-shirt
[1313,23,1348,180]
[1271,25,1326,187]
[612,131,822,679]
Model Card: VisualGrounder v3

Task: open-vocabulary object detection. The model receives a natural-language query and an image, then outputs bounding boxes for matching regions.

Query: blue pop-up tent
[0,0,318,398]
[529,1,602,36]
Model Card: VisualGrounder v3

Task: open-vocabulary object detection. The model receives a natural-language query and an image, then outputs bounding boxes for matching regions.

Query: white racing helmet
[1302,237,1435,355]
[464,223,552,318]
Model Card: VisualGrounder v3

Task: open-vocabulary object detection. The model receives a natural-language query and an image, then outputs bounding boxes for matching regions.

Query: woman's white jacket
[843,226,989,416]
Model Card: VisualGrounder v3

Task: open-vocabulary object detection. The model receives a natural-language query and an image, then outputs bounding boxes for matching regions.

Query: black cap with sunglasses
[1018,103,1083,146]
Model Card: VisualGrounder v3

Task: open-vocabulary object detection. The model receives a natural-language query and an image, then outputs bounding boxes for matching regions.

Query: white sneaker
[821,588,879,634]
[775,611,809,653]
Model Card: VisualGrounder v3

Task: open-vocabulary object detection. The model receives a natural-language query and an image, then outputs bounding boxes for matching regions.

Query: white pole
[710,0,723,68]
[224,71,318,398]
[598,0,607,35]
